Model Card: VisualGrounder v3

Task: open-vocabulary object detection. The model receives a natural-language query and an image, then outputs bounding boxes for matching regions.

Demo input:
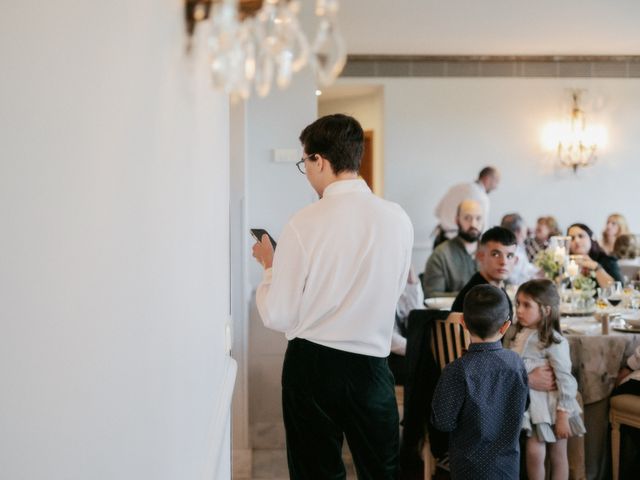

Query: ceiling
[335,0,640,55]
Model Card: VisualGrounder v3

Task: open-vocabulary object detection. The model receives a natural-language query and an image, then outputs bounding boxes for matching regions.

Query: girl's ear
[541,305,552,318]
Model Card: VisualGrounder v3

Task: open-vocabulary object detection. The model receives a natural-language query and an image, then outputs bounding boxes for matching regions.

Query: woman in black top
[568,223,622,287]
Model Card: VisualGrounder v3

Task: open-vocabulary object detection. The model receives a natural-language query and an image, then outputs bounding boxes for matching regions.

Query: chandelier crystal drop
[207,0,346,100]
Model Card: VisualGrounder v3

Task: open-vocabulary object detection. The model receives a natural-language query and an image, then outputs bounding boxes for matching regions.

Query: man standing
[252,114,413,479]
[433,166,500,247]
[422,199,482,298]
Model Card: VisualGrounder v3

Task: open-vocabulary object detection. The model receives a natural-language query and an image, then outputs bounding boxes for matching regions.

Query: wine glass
[606,282,623,308]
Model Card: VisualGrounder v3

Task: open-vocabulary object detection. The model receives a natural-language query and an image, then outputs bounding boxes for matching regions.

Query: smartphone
[250,228,277,249]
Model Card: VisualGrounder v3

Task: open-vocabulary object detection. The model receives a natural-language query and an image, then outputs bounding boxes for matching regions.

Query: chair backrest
[430,315,471,371]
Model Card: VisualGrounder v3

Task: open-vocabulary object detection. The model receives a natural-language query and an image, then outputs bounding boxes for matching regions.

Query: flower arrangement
[571,273,597,299]
[534,250,562,280]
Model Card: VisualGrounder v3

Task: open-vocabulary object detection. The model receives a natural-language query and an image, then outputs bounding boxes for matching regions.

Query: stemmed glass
[606,282,623,308]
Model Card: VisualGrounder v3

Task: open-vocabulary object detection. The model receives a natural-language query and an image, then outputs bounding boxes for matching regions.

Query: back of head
[501,213,525,235]
[480,226,517,247]
[478,166,497,180]
[463,284,510,339]
[299,114,364,174]
[613,234,638,259]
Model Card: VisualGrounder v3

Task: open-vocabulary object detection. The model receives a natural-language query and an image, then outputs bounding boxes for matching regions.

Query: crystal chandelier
[541,91,607,173]
[188,0,347,100]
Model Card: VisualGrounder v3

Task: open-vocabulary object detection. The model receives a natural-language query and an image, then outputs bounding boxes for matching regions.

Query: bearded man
[422,199,483,298]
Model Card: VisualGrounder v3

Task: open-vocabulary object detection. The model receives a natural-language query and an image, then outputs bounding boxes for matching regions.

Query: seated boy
[431,284,528,479]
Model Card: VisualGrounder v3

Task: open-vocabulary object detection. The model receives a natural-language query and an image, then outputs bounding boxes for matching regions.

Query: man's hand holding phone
[251,230,275,270]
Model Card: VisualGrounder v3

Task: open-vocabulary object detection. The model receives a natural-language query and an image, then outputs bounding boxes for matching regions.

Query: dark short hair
[478,166,497,180]
[480,226,517,246]
[298,114,364,174]
[463,284,510,339]
[501,213,525,235]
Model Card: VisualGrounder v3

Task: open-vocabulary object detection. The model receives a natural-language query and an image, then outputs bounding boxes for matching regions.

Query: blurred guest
[389,267,424,385]
[568,223,622,287]
[601,213,630,255]
[423,199,481,298]
[614,234,640,283]
[613,234,639,260]
[501,213,541,286]
[432,166,499,247]
[525,216,561,262]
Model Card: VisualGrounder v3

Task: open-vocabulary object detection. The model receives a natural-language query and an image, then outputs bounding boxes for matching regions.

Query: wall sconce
[541,90,607,173]
[185,0,347,100]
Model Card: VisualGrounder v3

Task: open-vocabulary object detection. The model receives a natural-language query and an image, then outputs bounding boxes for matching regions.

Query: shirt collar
[322,178,371,197]
[467,340,503,352]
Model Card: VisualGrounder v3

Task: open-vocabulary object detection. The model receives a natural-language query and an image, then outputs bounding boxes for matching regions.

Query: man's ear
[476,248,484,262]
[460,315,466,329]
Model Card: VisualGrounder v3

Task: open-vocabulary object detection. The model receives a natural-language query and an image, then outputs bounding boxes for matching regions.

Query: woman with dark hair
[567,223,622,287]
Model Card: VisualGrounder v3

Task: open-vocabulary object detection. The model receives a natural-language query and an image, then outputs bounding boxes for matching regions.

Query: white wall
[244,73,318,445]
[0,2,232,479]
[333,77,640,272]
[319,91,385,194]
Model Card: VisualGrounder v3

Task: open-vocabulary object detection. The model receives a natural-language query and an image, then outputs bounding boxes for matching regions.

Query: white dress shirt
[256,179,414,357]
[508,244,541,286]
[434,181,490,236]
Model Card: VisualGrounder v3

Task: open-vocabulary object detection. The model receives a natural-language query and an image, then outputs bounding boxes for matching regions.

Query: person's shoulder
[499,347,524,361]
[441,355,466,377]
[288,201,321,227]
[546,331,569,351]
[431,239,454,256]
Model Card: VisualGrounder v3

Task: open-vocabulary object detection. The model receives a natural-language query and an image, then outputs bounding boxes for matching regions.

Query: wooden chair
[610,394,640,480]
[422,314,471,478]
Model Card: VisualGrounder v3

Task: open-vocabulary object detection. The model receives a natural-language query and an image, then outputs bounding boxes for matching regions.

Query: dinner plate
[621,312,640,327]
[559,305,596,317]
[613,325,640,334]
[424,297,455,310]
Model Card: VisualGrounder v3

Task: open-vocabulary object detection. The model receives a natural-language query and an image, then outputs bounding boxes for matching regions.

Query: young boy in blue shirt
[431,284,528,479]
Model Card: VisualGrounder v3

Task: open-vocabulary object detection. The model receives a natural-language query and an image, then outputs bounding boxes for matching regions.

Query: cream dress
[510,327,586,442]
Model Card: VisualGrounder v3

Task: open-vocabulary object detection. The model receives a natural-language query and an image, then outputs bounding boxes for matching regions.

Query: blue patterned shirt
[431,340,528,479]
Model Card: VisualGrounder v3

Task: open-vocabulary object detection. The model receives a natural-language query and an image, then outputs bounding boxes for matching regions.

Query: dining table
[561,310,640,480]
[413,299,640,480]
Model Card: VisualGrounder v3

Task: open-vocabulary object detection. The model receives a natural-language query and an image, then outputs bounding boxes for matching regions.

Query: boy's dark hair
[299,114,364,174]
[480,226,517,247]
[463,284,510,339]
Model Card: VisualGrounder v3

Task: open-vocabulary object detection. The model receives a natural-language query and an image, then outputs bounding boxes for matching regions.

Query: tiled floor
[237,449,357,480]
[239,388,405,479]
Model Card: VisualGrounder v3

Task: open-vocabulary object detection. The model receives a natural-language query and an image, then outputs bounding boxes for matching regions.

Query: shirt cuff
[262,267,273,282]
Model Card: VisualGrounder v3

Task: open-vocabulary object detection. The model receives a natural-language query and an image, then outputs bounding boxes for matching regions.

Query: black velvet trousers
[282,338,399,479]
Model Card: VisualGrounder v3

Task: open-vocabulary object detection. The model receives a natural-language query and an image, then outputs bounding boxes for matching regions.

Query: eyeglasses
[296,153,316,174]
